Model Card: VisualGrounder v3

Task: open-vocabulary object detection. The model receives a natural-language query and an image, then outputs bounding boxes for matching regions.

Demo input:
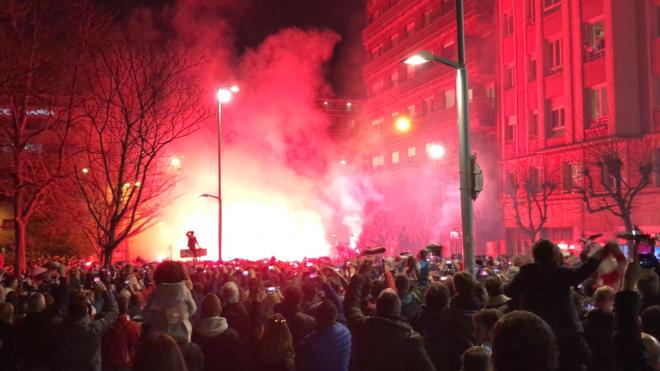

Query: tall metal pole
[456,0,475,275]
[217,102,223,261]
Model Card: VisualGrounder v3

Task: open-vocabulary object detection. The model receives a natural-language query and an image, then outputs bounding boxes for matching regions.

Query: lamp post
[403,0,476,275]
[215,85,239,261]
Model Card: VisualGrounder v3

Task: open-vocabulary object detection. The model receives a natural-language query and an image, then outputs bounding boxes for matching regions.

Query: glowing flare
[216,88,232,103]
[229,85,240,93]
[170,157,182,168]
[81,167,89,174]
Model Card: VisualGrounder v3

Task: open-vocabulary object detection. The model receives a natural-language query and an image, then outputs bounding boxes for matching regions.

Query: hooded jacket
[192,316,244,371]
[144,281,197,343]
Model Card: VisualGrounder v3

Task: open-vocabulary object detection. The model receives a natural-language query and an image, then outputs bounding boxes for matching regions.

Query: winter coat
[50,290,118,371]
[414,305,474,371]
[296,323,352,371]
[143,281,197,343]
[613,290,655,371]
[344,275,436,371]
[583,308,614,371]
[221,301,250,341]
[277,304,316,347]
[192,316,244,371]
[101,315,142,370]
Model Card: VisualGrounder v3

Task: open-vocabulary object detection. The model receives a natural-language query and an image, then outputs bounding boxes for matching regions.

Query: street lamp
[395,116,412,133]
[427,143,446,160]
[403,0,477,275]
[216,85,238,261]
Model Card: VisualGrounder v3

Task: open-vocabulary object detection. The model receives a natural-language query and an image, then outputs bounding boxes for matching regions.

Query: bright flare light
[340,160,347,165]
[229,85,240,93]
[81,167,89,174]
[395,116,412,133]
[427,143,446,159]
[216,88,233,103]
[170,157,182,168]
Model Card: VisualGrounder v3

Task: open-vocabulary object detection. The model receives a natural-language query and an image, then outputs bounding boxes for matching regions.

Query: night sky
[99,0,366,97]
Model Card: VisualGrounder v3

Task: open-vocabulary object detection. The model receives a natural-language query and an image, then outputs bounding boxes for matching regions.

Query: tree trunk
[104,247,113,269]
[622,212,633,233]
[13,218,27,274]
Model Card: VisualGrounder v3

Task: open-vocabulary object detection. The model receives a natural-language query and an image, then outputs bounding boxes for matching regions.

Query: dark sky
[99,0,366,97]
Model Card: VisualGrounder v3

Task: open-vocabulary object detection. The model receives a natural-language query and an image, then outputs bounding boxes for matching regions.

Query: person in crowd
[415,282,472,371]
[505,239,617,371]
[276,285,315,346]
[16,293,50,370]
[484,277,510,311]
[642,305,660,342]
[192,293,244,371]
[473,308,502,352]
[451,272,484,312]
[51,280,118,371]
[344,259,436,371]
[221,281,250,340]
[300,280,321,316]
[101,295,142,371]
[252,314,295,371]
[0,302,17,370]
[132,332,189,371]
[638,271,660,310]
[143,261,196,343]
[491,310,558,371]
[460,346,492,371]
[296,299,351,371]
[583,285,615,371]
[396,274,422,323]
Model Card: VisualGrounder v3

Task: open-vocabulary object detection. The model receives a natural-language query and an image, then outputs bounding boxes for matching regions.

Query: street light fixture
[427,143,446,160]
[395,116,412,133]
[403,0,477,275]
[216,85,239,261]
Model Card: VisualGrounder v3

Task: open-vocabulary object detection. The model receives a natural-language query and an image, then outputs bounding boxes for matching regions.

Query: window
[405,21,416,37]
[392,151,400,164]
[391,111,399,117]
[485,83,496,100]
[584,22,605,60]
[547,99,565,136]
[562,162,580,192]
[372,155,385,167]
[654,148,660,186]
[422,97,433,115]
[390,33,399,47]
[543,0,560,11]
[444,90,456,108]
[601,164,615,189]
[407,104,416,117]
[586,86,607,126]
[389,70,399,86]
[408,147,416,157]
[505,116,516,142]
[371,79,384,95]
[443,38,456,59]
[657,7,660,37]
[503,11,514,37]
[504,66,515,89]
[406,64,416,79]
[529,111,538,137]
[371,117,384,130]
[468,88,474,102]
[528,56,537,81]
[526,0,535,24]
[424,9,433,26]
[505,172,517,191]
[546,38,563,74]
[528,168,540,193]
[433,92,445,111]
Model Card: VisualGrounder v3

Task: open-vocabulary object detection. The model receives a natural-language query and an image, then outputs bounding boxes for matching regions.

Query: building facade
[361,0,502,256]
[497,0,660,255]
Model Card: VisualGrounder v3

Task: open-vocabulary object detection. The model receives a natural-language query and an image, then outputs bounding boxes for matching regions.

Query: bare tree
[75,36,206,266]
[575,139,653,233]
[505,163,558,242]
[0,0,107,272]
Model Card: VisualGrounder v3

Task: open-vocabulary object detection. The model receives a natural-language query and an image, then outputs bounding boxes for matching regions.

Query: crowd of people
[0,236,658,371]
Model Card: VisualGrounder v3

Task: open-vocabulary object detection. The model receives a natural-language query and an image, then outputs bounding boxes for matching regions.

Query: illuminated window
[392,151,400,164]
[547,99,565,137]
[562,162,582,192]
[371,117,384,130]
[504,66,515,89]
[529,111,538,137]
[371,155,385,167]
[584,22,605,61]
[545,38,563,74]
[485,83,496,100]
[444,90,455,108]
[468,88,474,102]
[503,11,514,37]
[408,147,416,157]
[528,56,537,81]
[505,116,516,142]
[586,86,607,126]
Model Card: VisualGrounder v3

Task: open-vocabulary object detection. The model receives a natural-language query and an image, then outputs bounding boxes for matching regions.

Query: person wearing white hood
[143,261,197,343]
[192,293,244,371]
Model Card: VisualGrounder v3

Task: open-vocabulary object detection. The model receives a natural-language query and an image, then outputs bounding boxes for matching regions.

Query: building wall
[361,0,501,255]
[498,0,660,254]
